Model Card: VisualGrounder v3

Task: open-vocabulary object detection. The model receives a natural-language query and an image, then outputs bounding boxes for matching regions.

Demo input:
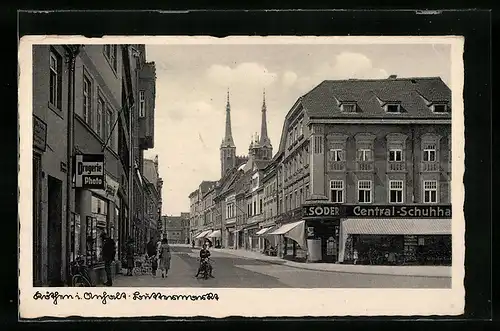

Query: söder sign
[303,204,452,219]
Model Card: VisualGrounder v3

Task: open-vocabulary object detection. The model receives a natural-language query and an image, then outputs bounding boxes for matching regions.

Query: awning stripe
[343,218,451,235]
[256,227,271,235]
[268,221,304,236]
[208,230,221,238]
[195,230,212,239]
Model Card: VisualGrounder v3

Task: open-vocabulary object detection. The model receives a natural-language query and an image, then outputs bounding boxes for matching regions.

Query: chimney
[388,74,397,79]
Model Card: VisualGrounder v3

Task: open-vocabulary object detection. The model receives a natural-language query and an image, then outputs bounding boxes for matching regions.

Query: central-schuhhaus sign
[302,204,452,219]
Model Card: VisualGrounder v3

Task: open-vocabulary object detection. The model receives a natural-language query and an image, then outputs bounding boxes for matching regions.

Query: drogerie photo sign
[19,35,465,318]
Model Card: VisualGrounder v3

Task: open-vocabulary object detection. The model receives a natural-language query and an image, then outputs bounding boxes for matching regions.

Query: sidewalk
[206,246,451,278]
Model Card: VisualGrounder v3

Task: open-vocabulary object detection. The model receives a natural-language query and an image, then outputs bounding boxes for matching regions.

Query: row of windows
[283,184,310,212]
[340,102,448,114]
[328,179,439,204]
[287,119,304,147]
[49,47,121,151]
[82,66,117,149]
[284,145,310,178]
[328,146,438,162]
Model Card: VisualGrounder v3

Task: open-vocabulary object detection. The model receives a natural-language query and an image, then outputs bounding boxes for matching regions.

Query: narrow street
[109,246,451,288]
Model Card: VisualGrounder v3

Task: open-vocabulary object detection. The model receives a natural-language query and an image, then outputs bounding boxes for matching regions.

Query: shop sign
[303,204,452,219]
[90,175,120,201]
[33,115,47,152]
[74,154,105,189]
[306,226,314,237]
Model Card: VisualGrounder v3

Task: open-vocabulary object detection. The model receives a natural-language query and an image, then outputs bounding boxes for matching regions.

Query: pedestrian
[158,238,171,278]
[101,233,116,286]
[147,237,158,277]
[353,249,359,265]
[125,237,135,276]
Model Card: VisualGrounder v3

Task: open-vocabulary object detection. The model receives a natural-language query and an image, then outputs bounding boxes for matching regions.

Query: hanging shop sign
[33,115,47,152]
[74,154,105,189]
[303,204,452,219]
[90,175,120,201]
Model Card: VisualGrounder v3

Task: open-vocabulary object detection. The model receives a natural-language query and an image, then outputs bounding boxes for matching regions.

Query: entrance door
[47,176,63,286]
[32,154,42,286]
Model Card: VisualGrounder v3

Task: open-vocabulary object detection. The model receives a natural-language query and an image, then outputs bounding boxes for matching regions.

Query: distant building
[162,214,190,244]
[143,156,163,240]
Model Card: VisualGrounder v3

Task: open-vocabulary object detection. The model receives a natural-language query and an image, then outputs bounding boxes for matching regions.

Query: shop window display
[90,194,108,264]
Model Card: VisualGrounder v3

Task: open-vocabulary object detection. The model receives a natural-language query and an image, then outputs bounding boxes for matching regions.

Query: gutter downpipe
[65,45,81,285]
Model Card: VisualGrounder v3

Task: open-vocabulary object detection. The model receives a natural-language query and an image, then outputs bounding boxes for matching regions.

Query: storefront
[268,221,308,261]
[208,229,222,248]
[195,230,212,246]
[256,226,275,252]
[224,225,236,248]
[340,217,452,265]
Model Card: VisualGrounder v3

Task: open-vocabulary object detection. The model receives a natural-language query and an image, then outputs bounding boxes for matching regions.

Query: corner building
[270,76,452,266]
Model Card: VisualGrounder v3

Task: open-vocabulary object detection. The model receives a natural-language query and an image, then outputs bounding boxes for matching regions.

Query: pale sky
[142,42,451,216]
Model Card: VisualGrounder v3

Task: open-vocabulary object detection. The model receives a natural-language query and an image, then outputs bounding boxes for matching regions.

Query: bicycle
[69,255,93,287]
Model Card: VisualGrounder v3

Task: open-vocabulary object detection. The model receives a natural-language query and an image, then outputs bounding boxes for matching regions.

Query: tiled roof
[301,77,451,119]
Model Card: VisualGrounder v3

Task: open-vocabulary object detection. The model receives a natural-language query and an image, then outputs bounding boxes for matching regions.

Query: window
[253,201,256,215]
[341,104,356,112]
[423,144,437,162]
[299,121,303,136]
[389,149,403,162]
[386,104,401,113]
[433,104,447,113]
[260,199,263,214]
[330,149,343,161]
[83,76,92,126]
[330,180,344,203]
[97,97,105,138]
[357,149,373,161]
[49,51,62,109]
[358,180,372,203]
[423,180,438,203]
[139,90,146,117]
[104,45,117,71]
[389,180,404,203]
[305,184,309,199]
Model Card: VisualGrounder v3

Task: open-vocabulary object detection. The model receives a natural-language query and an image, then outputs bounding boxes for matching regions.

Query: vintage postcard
[19,35,465,318]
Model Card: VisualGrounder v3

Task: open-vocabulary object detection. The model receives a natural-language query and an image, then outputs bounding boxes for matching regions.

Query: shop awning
[208,230,221,238]
[195,230,212,239]
[268,220,306,248]
[343,218,452,235]
[256,227,272,236]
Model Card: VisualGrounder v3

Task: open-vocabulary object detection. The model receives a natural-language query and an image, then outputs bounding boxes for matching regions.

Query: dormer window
[386,104,401,113]
[432,104,448,113]
[341,103,356,112]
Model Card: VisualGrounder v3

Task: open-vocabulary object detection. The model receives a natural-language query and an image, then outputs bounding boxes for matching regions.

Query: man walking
[101,233,116,286]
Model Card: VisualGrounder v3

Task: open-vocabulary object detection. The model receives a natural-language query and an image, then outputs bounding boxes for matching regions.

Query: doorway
[47,176,63,286]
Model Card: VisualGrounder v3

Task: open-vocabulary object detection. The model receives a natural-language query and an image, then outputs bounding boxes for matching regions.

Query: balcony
[356,160,374,172]
[387,161,406,172]
[327,161,346,172]
[421,162,440,172]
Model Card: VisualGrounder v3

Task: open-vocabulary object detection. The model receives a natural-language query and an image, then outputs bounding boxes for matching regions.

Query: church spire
[222,88,235,148]
[259,89,271,148]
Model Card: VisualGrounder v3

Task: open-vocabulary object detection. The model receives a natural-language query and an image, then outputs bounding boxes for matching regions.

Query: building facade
[143,156,163,241]
[268,76,452,265]
[32,44,156,286]
[162,214,190,244]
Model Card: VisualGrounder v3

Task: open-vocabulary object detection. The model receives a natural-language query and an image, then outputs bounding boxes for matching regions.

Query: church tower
[220,89,236,176]
[257,90,273,160]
